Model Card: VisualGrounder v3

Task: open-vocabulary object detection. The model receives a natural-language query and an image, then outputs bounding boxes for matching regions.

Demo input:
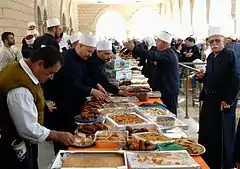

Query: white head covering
[59,33,70,50]
[28,22,36,27]
[208,26,224,37]
[193,59,206,70]
[25,35,36,45]
[156,31,172,44]
[46,18,60,28]
[27,29,40,36]
[146,36,156,50]
[97,40,112,51]
[79,34,98,47]
[69,32,82,44]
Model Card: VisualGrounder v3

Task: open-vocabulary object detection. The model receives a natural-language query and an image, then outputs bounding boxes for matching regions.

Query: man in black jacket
[88,40,130,96]
[124,31,179,115]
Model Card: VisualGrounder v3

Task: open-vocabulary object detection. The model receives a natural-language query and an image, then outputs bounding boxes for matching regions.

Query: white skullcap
[79,34,98,47]
[193,59,205,70]
[28,22,36,27]
[25,35,35,45]
[97,40,112,51]
[146,36,156,50]
[46,18,60,28]
[208,26,224,37]
[156,31,173,44]
[69,32,82,44]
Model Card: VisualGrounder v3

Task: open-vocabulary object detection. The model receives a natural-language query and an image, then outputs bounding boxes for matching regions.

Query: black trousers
[0,142,38,169]
[161,94,178,116]
[199,96,236,169]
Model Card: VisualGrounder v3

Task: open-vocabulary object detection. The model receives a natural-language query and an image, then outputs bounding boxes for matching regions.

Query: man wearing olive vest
[0,46,74,169]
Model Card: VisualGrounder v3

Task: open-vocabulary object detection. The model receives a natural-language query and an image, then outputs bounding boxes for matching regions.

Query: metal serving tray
[106,112,153,131]
[51,150,128,169]
[126,150,200,169]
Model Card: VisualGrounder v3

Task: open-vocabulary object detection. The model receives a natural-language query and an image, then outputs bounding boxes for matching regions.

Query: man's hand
[46,101,57,112]
[123,41,135,51]
[48,131,75,147]
[195,70,205,79]
[91,89,106,100]
[220,101,231,111]
[97,83,109,96]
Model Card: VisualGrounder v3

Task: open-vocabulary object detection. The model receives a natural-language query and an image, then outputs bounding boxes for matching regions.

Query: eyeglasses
[209,39,221,44]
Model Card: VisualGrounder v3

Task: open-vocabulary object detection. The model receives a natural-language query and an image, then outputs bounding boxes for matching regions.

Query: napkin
[157,142,186,151]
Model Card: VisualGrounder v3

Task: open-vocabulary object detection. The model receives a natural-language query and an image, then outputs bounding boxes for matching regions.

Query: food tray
[95,131,128,148]
[125,123,162,136]
[129,84,150,87]
[173,138,206,156]
[162,127,188,138]
[109,96,138,103]
[106,112,152,131]
[132,132,172,144]
[51,150,128,169]
[137,106,176,118]
[147,91,161,98]
[151,116,188,130]
[98,107,137,116]
[126,150,201,169]
[103,102,138,108]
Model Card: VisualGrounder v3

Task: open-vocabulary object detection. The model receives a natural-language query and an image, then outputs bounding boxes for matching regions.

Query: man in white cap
[22,22,40,51]
[33,18,61,51]
[42,34,108,154]
[69,32,82,49]
[88,40,130,95]
[124,31,179,115]
[196,26,240,169]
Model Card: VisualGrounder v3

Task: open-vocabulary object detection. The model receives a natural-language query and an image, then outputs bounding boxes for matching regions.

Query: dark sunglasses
[209,39,221,44]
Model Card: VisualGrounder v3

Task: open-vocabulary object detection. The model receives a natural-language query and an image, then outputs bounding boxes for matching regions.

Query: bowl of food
[72,133,96,148]
[74,111,105,124]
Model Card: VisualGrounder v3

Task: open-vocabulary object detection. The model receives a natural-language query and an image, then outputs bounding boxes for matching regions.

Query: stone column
[190,0,194,34]
[231,0,237,35]
[206,0,210,25]
[178,0,183,24]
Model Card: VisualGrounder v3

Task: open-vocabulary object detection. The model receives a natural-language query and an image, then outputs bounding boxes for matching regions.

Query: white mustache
[211,45,219,48]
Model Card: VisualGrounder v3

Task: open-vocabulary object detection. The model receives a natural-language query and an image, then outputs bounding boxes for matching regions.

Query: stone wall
[0,0,78,47]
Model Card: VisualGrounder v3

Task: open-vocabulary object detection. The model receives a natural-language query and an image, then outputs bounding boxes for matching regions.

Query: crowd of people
[0,16,240,169]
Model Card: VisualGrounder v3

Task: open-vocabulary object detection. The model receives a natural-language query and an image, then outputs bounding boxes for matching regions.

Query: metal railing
[179,62,206,119]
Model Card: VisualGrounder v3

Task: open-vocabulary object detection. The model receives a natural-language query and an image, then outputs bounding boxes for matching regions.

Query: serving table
[68,98,209,169]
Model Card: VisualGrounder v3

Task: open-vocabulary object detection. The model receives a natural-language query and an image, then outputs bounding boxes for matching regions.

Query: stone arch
[95,9,127,41]
[92,6,121,32]
[129,7,162,38]
[62,13,66,27]
[42,9,48,33]
[62,13,68,33]
[69,17,73,35]
[37,6,42,34]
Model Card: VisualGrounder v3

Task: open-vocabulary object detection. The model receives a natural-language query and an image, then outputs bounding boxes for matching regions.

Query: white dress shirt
[6,58,50,144]
[0,45,23,71]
